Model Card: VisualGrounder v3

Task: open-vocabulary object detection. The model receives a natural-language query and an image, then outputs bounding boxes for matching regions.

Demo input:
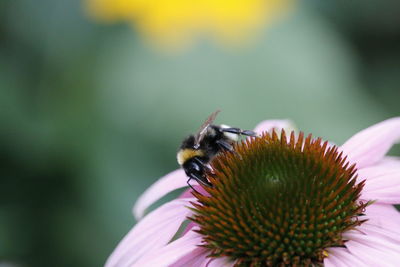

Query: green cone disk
[190,130,367,267]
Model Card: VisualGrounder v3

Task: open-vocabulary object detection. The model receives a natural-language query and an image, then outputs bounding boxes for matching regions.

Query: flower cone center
[190,130,367,267]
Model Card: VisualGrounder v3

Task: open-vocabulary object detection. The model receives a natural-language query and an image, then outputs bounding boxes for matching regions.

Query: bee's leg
[194,174,213,188]
[217,139,242,160]
[187,178,200,194]
[193,157,213,174]
[220,127,257,137]
[188,171,213,189]
[216,139,235,152]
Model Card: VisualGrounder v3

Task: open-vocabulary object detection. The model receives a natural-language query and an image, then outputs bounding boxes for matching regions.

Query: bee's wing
[194,110,220,147]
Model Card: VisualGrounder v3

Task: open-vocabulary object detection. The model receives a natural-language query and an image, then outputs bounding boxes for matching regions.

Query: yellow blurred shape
[85,0,293,50]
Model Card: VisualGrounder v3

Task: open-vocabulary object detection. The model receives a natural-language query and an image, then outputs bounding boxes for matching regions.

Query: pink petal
[169,247,209,267]
[133,169,188,219]
[364,203,400,231]
[358,222,400,245]
[340,117,400,169]
[133,229,203,267]
[179,187,197,199]
[206,257,235,267]
[323,255,344,267]
[357,160,400,204]
[361,190,400,204]
[378,156,400,165]
[253,119,294,135]
[179,186,208,199]
[342,240,399,266]
[343,224,400,266]
[345,230,400,255]
[358,156,400,177]
[357,157,400,185]
[106,198,195,267]
[380,156,400,165]
[360,204,400,237]
[324,247,367,267]
[182,221,197,235]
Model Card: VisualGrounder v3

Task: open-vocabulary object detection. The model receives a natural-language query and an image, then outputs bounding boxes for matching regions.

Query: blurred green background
[1,0,399,266]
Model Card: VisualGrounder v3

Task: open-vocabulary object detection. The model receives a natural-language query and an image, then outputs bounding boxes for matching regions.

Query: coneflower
[106,118,400,267]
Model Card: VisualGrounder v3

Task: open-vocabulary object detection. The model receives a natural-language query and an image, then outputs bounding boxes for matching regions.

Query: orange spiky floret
[189,130,368,267]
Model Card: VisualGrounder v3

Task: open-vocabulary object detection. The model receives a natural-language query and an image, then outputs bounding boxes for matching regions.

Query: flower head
[106,118,400,267]
[191,130,368,266]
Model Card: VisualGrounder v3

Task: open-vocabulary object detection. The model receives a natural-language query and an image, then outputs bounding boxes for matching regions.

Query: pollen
[189,130,368,266]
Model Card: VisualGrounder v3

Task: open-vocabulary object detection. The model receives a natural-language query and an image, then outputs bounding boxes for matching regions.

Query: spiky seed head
[190,130,368,267]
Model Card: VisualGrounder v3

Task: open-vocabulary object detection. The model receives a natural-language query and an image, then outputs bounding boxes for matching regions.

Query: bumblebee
[177,110,257,189]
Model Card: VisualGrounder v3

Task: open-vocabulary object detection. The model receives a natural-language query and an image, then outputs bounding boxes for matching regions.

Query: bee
[177,110,257,190]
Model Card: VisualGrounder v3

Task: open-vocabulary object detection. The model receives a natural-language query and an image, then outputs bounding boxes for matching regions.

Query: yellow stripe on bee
[177,148,204,165]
